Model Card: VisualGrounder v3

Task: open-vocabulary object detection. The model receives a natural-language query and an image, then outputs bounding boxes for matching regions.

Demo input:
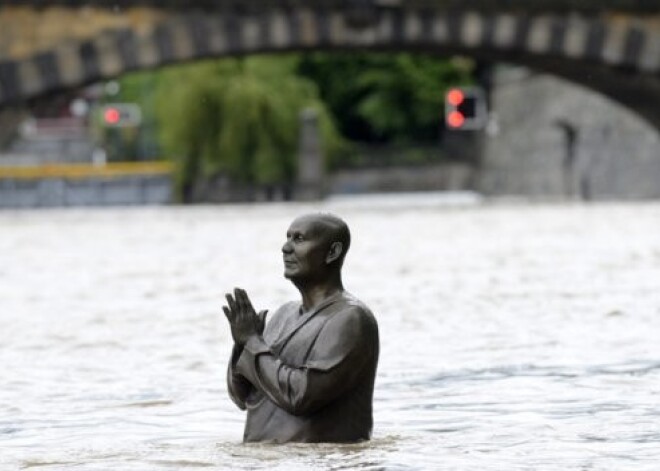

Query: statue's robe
[227,291,379,443]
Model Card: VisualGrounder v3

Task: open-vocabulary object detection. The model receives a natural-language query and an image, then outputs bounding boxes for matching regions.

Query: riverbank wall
[0,162,172,208]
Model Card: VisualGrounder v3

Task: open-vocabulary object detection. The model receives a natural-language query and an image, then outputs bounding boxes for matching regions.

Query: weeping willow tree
[154,56,343,200]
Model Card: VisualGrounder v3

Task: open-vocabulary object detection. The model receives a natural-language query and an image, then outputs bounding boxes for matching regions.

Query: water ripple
[2,202,660,470]
[423,360,660,385]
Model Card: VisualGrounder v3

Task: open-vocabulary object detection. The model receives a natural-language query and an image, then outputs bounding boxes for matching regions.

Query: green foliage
[152,57,343,197]
[106,72,161,160]
[298,52,475,143]
[111,52,476,198]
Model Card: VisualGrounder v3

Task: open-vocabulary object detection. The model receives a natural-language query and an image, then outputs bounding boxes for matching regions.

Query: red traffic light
[446,89,465,106]
[104,107,121,125]
[100,104,142,127]
[446,111,466,128]
[444,86,487,131]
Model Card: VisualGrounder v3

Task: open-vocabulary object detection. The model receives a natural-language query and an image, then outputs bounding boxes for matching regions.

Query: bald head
[287,213,351,270]
[297,213,350,259]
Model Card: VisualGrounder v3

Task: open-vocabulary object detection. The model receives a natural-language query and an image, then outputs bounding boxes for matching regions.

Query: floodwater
[1,194,659,470]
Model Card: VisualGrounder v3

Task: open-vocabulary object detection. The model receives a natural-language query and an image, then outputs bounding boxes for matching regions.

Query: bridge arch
[1,6,659,128]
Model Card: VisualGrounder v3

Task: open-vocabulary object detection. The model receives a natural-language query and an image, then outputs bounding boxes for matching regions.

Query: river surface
[1,194,659,470]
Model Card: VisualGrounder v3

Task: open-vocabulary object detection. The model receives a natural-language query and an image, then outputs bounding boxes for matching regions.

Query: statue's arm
[227,344,252,410]
[235,308,377,416]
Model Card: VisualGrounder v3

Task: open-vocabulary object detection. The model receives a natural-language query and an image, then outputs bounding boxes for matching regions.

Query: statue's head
[281,213,351,283]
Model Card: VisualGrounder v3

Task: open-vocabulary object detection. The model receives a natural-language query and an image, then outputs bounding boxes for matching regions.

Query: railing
[0,0,657,13]
[0,161,173,180]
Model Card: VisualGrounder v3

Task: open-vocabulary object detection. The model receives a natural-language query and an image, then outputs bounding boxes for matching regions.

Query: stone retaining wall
[0,175,171,208]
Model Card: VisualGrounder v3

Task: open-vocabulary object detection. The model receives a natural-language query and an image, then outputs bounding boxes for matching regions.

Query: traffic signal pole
[443,63,494,191]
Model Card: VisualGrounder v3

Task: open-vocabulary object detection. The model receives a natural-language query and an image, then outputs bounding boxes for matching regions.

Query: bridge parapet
[0,1,659,13]
[0,1,658,129]
[0,6,166,60]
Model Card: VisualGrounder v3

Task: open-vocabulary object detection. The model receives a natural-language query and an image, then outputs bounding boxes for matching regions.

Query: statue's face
[282,216,330,281]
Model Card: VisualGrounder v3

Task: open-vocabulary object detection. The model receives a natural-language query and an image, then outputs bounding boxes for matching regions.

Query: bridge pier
[477,65,660,200]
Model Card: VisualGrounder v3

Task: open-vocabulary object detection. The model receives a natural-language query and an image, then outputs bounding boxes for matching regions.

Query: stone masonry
[479,66,660,200]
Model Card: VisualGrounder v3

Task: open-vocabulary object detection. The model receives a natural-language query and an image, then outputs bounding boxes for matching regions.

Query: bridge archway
[0,6,659,128]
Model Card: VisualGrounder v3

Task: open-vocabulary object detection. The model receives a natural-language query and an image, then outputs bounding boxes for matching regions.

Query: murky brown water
[1,194,659,470]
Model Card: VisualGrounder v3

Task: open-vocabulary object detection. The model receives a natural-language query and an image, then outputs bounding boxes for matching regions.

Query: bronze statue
[223,213,380,443]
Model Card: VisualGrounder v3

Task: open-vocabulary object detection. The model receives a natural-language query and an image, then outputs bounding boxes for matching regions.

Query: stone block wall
[478,66,660,200]
[0,175,171,208]
[330,163,474,195]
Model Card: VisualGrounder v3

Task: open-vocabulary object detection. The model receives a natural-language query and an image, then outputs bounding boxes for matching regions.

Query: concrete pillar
[295,108,325,201]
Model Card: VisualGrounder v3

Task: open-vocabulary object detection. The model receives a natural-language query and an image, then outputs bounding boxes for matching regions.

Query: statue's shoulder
[336,292,378,326]
[340,291,372,311]
[318,292,378,348]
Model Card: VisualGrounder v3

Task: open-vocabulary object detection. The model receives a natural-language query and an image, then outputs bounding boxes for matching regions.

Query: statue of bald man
[223,213,380,443]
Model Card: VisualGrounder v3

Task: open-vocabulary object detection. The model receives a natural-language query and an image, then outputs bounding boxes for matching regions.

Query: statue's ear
[326,242,343,264]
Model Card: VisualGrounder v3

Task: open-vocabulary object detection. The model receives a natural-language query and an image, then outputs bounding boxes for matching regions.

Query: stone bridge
[0,0,659,128]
